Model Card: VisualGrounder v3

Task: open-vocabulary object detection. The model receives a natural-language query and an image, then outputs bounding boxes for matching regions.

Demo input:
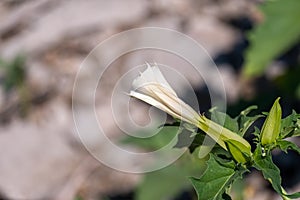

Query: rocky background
[0,0,299,200]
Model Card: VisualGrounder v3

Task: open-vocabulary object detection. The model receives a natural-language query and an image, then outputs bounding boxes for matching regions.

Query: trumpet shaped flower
[130,64,201,126]
[130,64,251,157]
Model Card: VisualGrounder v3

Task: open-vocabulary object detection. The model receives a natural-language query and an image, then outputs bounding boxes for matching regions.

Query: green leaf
[237,105,262,137]
[280,110,300,138]
[253,145,300,199]
[253,145,283,196]
[240,105,258,116]
[243,0,300,77]
[210,146,232,160]
[277,140,300,154]
[260,97,282,146]
[285,192,300,199]
[135,152,206,200]
[2,55,26,92]
[252,126,261,140]
[190,154,236,200]
[121,126,180,149]
[135,164,190,200]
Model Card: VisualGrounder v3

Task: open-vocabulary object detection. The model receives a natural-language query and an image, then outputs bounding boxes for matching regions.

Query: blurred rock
[186,14,239,55]
[0,0,149,58]
[0,118,79,199]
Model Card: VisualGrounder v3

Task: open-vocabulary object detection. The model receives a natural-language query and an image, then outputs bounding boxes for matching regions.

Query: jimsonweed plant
[130,64,300,200]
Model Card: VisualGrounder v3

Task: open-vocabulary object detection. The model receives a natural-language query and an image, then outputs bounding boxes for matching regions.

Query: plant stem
[281,187,291,200]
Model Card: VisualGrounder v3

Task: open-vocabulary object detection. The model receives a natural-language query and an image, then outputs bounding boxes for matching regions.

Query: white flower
[130,63,201,125]
[130,63,251,152]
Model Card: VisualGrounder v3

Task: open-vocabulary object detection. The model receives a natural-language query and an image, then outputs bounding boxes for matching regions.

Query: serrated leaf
[260,98,282,146]
[253,145,283,196]
[253,145,300,199]
[236,105,261,136]
[280,110,300,138]
[252,126,261,139]
[190,154,235,200]
[277,140,300,154]
[211,146,232,160]
[281,110,298,135]
[238,115,262,137]
[243,0,300,77]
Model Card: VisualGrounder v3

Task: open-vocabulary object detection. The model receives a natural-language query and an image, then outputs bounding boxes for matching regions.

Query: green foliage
[0,55,30,117]
[126,98,300,200]
[243,0,300,77]
[136,152,205,200]
[276,140,300,154]
[136,164,190,200]
[190,99,300,199]
[253,144,284,196]
[191,98,300,200]
[122,126,206,200]
[210,106,261,137]
[190,154,236,200]
[280,110,300,138]
[236,106,262,137]
[0,55,26,92]
[122,126,180,149]
[253,144,300,199]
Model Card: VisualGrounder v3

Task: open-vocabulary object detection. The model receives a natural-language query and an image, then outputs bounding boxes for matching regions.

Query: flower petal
[132,64,176,96]
[129,90,182,120]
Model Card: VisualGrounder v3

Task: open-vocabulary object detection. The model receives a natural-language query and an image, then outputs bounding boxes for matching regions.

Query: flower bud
[261,97,282,146]
[225,139,252,164]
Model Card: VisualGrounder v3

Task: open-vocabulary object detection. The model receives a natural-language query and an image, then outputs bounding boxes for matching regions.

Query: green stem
[281,187,291,200]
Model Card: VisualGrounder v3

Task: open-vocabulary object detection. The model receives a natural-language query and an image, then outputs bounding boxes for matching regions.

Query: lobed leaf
[253,145,284,196]
[280,110,300,139]
[254,145,300,199]
[190,154,236,200]
[236,105,261,137]
[277,140,300,154]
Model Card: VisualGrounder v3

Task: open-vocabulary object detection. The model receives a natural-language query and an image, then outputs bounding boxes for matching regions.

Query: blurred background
[0,0,299,199]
